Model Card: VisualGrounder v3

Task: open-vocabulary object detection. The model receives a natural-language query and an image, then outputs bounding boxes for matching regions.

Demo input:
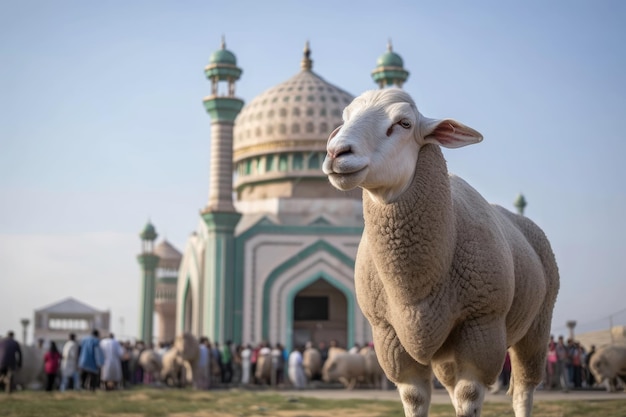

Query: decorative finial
[301,40,313,71]
[221,35,226,50]
[387,39,393,52]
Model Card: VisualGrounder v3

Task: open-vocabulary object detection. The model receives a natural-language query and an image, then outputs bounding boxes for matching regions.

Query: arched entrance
[292,278,347,348]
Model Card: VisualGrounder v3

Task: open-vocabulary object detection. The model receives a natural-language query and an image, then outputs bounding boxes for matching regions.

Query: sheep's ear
[420,116,483,149]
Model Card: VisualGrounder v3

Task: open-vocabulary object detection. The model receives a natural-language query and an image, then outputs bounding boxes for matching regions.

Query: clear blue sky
[1,0,625,343]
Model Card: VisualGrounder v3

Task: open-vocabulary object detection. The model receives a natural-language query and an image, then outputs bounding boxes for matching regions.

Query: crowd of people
[0,329,337,393]
[0,328,608,394]
[542,334,597,392]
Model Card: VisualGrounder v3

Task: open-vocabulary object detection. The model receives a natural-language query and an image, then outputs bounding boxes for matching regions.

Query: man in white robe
[99,333,123,390]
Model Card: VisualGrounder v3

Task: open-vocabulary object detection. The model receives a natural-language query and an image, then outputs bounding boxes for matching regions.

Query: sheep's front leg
[452,319,507,417]
[372,325,432,417]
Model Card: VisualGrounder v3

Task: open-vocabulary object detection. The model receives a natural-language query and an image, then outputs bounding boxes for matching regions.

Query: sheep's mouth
[327,166,368,190]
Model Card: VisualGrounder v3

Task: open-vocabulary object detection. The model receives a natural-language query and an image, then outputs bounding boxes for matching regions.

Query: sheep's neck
[362,144,455,302]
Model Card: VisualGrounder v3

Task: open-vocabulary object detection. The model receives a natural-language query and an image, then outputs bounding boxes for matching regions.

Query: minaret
[514,193,527,216]
[137,221,159,345]
[371,40,409,88]
[199,38,244,341]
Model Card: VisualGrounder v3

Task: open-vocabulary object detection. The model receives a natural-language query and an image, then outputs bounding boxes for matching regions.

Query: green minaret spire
[514,193,527,216]
[198,38,243,342]
[371,40,410,88]
[137,221,159,345]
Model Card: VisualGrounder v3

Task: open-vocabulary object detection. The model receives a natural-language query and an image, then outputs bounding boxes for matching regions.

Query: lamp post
[566,320,577,341]
[20,318,30,345]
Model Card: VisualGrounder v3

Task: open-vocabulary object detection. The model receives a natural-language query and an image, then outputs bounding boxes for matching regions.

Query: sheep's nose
[329,145,352,159]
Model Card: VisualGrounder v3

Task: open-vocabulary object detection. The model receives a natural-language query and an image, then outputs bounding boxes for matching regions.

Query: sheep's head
[322,89,483,203]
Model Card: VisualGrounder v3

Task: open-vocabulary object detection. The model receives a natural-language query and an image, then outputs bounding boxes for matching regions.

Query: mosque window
[283,96,290,102]
[266,125,274,135]
[272,97,278,103]
[308,152,320,169]
[292,123,300,134]
[320,95,326,102]
[308,86,314,91]
[268,109,275,118]
[306,122,314,133]
[331,96,338,103]
[307,95,315,101]
[343,97,351,104]
[320,122,328,134]
[332,109,341,117]
[245,159,252,175]
[256,127,262,137]
[288,87,293,91]
[293,153,303,170]
[255,157,261,174]
[279,154,288,171]
[295,96,302,101]
[306,107,314,116]
[266,155,274,171]
[298,86,303,91]
[320,108,327,116]
[279,124,287,134]
[318,86,324,91]
[294,296,329,321]
[293,108,301,116]
[280,108,287,117]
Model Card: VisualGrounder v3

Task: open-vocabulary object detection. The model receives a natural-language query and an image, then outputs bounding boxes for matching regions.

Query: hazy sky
[1,1,625,344]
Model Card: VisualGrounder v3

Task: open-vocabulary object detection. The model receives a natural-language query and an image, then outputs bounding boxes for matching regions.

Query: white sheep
[322,352,367,390]
[322,88,560,417]
[589,344,626,392]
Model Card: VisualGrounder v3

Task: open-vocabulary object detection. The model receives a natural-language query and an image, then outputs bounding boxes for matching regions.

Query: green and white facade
[140,40,410,351]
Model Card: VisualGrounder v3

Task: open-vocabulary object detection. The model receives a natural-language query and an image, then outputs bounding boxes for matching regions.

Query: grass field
[1,388,625,417]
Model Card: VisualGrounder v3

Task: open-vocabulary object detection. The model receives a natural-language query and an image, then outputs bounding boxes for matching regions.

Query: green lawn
[0,388,624,417]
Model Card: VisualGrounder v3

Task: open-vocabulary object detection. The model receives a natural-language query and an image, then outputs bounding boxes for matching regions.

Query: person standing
[288,345,306,389]
[79,330,103,391]
[585,345,596,387]
[220,340,233,384]
[196,337,210,389]
[44,341,61,391]
[240,344,251,385]
[99,333,124,390]
[61,333,79,391]
[0,331,22,393]
[555,335,570,392]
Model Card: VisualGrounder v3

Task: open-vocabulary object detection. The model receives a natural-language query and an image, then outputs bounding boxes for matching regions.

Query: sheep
[160,333,200,387]
[138,349,162,384]
[322,88,560,417]
[589,344,626,392]
[12,343,43,390]
[360,345,385,388]
[322,352,367,390]
[302,347,322,381]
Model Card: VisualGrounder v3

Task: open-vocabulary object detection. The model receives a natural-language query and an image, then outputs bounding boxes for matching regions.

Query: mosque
[137,40,410,351]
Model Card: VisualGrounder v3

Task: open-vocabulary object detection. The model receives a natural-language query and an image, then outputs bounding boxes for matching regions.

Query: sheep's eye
[399,119,412,129]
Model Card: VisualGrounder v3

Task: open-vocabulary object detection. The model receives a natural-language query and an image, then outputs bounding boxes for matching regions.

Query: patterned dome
[232,44,356,201]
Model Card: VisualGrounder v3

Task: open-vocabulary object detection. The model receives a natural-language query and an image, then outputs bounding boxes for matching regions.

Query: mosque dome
[209,47,237,66]
[154,239,182,270]
[376,49,404,67]
[232,43,358,201]
[371,41,409,88]
[140,222,157,241]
